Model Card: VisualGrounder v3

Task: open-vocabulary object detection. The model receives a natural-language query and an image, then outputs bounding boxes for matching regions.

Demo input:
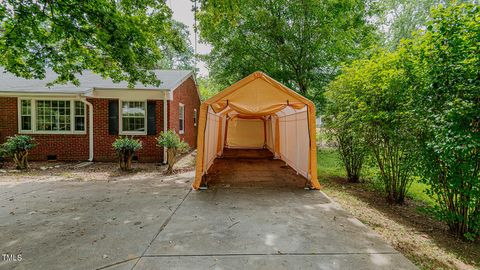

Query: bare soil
[322,176,480,270]
[0,151,197,183]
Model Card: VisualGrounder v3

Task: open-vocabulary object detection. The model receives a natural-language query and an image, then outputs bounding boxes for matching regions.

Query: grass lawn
[317,148,479,270]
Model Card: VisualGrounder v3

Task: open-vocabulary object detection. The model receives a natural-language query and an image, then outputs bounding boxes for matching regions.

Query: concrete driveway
[0,171,417,270]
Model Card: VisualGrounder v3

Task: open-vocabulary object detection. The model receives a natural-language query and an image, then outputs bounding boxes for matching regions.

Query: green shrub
[334,129,367,183]
[156,130,189,174]
[405,3,480,240]
[112,137,142,171]
[1,135,36,170]
[326,51,417,204]
[324,93,368,183]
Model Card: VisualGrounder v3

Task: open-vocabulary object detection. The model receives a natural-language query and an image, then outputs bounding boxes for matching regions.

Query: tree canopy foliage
[157,21,196,71]
[0,0,189,86]
[197,0,378,108]
[375,0,440,48]
[375,0,473,49]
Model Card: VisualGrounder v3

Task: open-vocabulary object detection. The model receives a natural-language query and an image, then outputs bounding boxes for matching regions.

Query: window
[20,100,32,131]
[19,99,86,134]
[193,109,197,127]
[37,100,71,131]
[179,103,185,134]
[120,101,146,134]
[74,101,85,131]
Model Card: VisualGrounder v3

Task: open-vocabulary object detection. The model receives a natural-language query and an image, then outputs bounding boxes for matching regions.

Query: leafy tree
[157,130,189,174]
[112,137,142,171]
[375,0,472,49]
[405,3,480,240]
[197,0,378,108]
[0,0,187,86]
[327,50,417,203]
[375,0,440,49]
[197,76,222,101]
[1,135,36,170]
[157,21,196,71]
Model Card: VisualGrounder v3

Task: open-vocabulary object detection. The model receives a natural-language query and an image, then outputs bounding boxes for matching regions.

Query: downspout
[79,94,94,162]
[163,91,168,164]
[84,99,94,162]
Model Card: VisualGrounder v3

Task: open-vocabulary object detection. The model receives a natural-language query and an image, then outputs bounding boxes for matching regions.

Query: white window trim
[193,108,197,127]
[18,98,87,135]
[119,100,148,136]
[179,103,185,134]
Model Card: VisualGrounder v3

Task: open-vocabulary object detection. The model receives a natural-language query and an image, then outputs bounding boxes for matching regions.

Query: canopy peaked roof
[206,72,313,116]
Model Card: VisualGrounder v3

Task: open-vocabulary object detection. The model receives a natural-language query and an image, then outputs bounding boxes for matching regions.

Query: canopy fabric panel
[193,71,320,190]
[203,107,222,172]
[278,111,309,178]
[265,117,275,152]
[226,118,265,149]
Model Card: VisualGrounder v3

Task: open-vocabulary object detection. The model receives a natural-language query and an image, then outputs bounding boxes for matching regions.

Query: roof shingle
[0,69,193,94]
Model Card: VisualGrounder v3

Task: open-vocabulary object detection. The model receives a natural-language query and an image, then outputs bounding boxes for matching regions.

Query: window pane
[21,100,31,115]
[75,101,85,116]
[122,101,145,117]
[179,105,185,132]
[75,115,85,131]
[20,100,32,130]
[21,116,31,130]
[121,101,146,132]
[36,100,71,131]
[136,118,145,131]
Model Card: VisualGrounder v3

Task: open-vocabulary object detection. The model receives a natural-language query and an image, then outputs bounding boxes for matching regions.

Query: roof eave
[0,91,88,97]
[91,87,170,91]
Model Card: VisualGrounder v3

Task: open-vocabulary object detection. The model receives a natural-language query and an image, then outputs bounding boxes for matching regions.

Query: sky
[168,0,211,76]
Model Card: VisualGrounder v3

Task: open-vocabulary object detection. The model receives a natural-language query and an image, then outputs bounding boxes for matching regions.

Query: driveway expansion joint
[129,188,193,270]
[96,257,139,270]
[141,251,400,258]
[97,252,401,269]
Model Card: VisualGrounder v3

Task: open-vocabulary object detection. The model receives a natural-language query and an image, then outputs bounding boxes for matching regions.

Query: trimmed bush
[1,135,36,170]
[156,130,189,174]
[112,137,142,171]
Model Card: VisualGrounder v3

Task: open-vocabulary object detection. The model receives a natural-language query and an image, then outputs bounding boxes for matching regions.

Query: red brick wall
[0,97,165,162]
[0,97,89,161]
[0,97,19,143]
[168,77,201,148]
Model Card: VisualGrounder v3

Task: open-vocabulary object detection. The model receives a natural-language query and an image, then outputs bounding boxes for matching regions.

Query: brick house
[0,70,201,163]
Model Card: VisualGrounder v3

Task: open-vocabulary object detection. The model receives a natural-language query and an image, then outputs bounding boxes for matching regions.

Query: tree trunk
[119,151,133,171]
[14,151,29,170]
[166,148,177,174]
[126,154,133,171]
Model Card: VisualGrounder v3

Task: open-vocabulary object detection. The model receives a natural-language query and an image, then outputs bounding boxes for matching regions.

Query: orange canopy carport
[193,71,320,190]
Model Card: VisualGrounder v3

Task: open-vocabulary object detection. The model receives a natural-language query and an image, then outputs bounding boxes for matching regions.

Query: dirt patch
[0,151,196,183]
[322,177,480,270]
